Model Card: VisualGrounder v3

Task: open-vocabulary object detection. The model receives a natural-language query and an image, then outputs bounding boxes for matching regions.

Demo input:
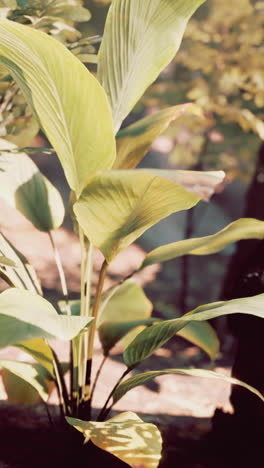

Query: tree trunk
[211,143,264,467]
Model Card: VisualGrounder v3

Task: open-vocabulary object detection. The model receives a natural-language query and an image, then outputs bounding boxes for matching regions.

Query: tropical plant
[0,1,263,466]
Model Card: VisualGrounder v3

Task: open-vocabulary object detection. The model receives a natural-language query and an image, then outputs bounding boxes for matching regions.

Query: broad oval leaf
[98,279,153,353]
[0,359,49,402]
[99,280,153,326]
[0,139,64,231]
[0,19,116,196]
[123,293,264,367]
[99,319,156,356]
[115,103,202,169]
[113,369,264,404]
[0,233,41,294]
[74,170,200,263]
[0,288,93,348]
[98,0,206,132]
[67,411,162,468]
[143,218,264,267]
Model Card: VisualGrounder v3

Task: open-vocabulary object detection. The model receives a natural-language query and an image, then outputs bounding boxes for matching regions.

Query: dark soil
[1,402,262,468]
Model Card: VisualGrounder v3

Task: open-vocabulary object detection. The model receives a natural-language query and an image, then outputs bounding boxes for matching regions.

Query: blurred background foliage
[143,0,264,182]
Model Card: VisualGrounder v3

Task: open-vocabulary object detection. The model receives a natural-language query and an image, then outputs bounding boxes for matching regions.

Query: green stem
[51,347,70,416]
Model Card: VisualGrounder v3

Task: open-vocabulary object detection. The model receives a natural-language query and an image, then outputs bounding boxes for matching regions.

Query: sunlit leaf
[124,293,264,367]
[0,233,41,293]
[0,139,64,231]
[142,218,264,267]
[136,169,225,201]
[0,288,93,348]
[74,170,200,263]
[113,369,264,404]
[0,359,49,402]
[0,19,116,196]
[115,103,202,169]
[98,0,206,131]
[67,411,162,468]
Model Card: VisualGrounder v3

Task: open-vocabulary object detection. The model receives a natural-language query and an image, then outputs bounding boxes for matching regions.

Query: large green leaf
[99,280,153,325]
[67,412,162,468]
[115,103,202,169]
[0,233,41,293]
[143,218,264,267]
[113,369,264,404]
[0,360,49,402]
[98,0,206,132]
[74,170,200,263]
[98,280,153,353]
[123,293,264,367]
[0,19,116,196]
[0,288,93,348]
[99,319,156,356]
[0,139,64,231]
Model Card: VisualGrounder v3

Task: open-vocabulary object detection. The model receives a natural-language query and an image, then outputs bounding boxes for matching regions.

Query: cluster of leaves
[143,0,264,182]
[0,1,264,466]
[0,0,94,147]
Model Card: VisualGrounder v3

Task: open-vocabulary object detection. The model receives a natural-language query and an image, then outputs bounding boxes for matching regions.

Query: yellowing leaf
[142,218,264,267]
[74,170,200,263]
[98,0,206,131]
[0,139,64,231]
[67,412,162,468]
[115,103,202,169]
[0,19,116,196]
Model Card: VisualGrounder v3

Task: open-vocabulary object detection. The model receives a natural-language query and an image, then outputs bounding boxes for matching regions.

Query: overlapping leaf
[113,369,264,404]
[142,218,264,267]
[0,139,64,231]
[0,288,93,348]
[98,0,206,131]
[74,170,200,263]
[0,19,116,196]
[67,412,162,468]
[114,103,202,169]
[124,293,264,367]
